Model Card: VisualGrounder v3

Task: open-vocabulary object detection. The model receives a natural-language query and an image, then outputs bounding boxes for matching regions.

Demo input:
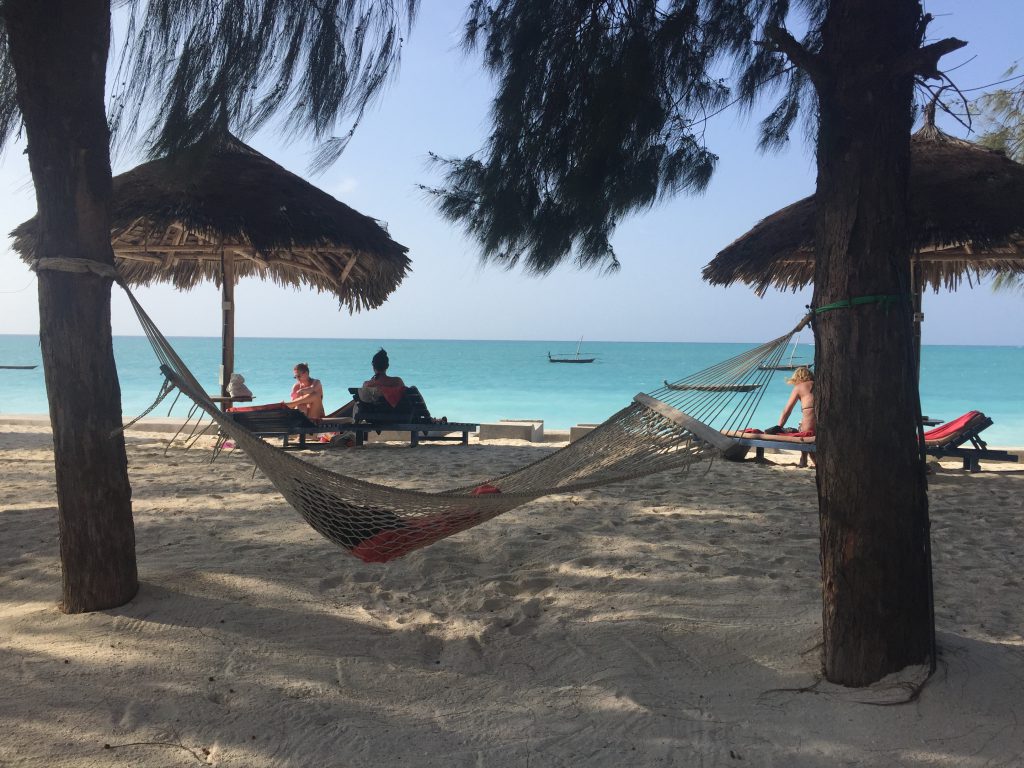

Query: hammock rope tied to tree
[123,285,809,563]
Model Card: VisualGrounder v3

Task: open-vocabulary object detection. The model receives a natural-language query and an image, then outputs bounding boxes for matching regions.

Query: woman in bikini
[778,366,815,434]
[287,362,326,421]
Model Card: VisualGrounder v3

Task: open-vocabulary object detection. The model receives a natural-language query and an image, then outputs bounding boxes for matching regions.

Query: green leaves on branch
[425,0,821,274]
[973,62,1024,163]
[0,21,20,147]
[972,62,1024,296]
[107,0,419,168]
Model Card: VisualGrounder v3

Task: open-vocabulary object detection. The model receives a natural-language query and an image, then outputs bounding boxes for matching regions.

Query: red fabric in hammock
[350,511,487,563]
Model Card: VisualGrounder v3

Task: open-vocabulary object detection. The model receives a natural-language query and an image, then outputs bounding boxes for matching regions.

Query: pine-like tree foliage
[0,22,19,147]
[425,0,822,273]
[109,0,418,166]
[974,64,1024,162]
[973,62,1024,295]
[0,1,417,168]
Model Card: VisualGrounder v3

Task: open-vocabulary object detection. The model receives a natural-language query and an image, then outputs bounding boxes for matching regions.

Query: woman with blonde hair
[778,365,815,434]
[287,362,325,421]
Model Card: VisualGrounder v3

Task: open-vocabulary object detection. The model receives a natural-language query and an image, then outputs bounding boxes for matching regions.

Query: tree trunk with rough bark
[4,0,138,613]
[812,0,933,686]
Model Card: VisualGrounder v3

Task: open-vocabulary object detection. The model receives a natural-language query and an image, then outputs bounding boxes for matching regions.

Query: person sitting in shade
[777,365,815,435]
[327,348,448,434]
[363,348,404,392]
[287,362,325,421]
[352,348,406,409]
[361,348,447,422]
[329,348,406,419]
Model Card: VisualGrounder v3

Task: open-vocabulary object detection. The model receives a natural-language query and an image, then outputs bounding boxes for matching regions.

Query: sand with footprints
[1,423,1022,766]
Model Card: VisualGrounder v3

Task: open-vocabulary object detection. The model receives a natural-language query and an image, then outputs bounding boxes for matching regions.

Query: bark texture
[4,0,138,612]
[813,0,933,685]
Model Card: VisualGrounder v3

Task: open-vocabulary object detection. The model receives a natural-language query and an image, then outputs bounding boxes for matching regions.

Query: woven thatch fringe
[703,124,1024,295]
[11,133,410,311]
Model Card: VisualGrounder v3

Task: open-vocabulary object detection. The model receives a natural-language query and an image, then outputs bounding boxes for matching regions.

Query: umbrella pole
[912,259,923,384]
[220,250,235,409]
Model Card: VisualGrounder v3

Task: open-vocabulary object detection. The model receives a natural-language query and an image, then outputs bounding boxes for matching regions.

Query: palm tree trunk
[4,0,138,612]
[813,0,933,685]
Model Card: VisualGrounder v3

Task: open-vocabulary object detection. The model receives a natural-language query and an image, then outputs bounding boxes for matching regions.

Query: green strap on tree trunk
[813,294,910,314]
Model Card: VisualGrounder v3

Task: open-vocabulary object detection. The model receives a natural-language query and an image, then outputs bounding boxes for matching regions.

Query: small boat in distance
[0,365,38,370]
[548,337,596,364]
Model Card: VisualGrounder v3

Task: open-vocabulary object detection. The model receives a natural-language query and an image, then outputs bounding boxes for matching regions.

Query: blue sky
[1,1,1022,345]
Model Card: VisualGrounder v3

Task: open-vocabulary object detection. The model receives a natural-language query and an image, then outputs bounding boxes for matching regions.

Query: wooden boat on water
[0,365,38,370]
[548,354,595,363]
[548,337,596,364]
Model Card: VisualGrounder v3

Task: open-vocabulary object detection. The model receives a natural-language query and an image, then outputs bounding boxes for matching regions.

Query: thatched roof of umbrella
[702,121,1024,295]
[12,133,410,311]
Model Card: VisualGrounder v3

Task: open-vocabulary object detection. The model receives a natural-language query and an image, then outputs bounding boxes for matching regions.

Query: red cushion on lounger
[227,402,290,413]
[923,410,982,441]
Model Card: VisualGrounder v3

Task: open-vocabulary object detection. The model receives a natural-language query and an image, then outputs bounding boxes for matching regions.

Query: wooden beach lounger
[341,386,479,447]
[723,411,1018,472]
[722,430,816,467]
[922,411,1018,472]
[226,403,333,450]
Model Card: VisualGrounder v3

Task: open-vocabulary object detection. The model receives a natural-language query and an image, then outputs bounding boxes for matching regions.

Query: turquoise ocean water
[1,335,1022,445]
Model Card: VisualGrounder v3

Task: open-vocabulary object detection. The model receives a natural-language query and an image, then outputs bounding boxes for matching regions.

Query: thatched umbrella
[13,133,410,400]
[702,115,1024,365]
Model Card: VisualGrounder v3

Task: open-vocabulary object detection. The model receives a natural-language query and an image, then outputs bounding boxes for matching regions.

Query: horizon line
[1,331,1023,349]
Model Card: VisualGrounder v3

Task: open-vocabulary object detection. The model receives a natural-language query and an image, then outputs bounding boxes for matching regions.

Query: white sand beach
[1,423,1022,767]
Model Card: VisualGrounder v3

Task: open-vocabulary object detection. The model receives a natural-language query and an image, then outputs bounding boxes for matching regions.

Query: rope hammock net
[123,286,809,563]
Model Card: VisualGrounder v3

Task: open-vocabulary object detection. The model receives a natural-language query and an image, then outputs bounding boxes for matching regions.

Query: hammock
[663,382,761,393]
[758,328,812,371]
[124,286,809,563]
